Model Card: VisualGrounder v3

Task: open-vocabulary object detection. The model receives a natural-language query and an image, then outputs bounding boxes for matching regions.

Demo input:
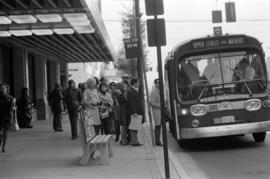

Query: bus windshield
[178,51,267,101]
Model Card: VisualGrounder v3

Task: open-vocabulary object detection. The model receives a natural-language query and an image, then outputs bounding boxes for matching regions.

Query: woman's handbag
[59,101,64,112]
[100,110,109,119]
[99,104,109,119]
[128,114,143,131]
[10,109,20,131]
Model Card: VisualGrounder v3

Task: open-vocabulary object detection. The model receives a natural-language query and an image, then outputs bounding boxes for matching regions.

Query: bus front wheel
[252,132,266,143]
[178,140,189,148]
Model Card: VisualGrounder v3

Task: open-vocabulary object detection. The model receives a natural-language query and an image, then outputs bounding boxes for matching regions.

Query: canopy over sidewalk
[0,0,116,62]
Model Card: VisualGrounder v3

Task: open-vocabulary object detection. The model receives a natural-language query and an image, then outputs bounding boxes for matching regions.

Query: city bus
[164,34,270,146]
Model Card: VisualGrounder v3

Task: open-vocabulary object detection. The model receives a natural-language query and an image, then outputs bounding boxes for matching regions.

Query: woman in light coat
[150,79,162,146]
[83,78,101,135]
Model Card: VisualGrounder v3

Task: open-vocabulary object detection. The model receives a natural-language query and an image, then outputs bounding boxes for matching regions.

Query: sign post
[145,0,170,178]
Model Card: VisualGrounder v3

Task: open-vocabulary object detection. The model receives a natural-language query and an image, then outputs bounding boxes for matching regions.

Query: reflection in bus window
[178,51,267,100]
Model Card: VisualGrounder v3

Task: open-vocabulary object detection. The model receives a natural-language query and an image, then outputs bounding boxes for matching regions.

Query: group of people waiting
[0,76,163,153]
[50,77,148,146]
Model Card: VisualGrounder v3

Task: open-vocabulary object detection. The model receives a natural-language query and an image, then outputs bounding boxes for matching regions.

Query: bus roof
[169,34,263,59]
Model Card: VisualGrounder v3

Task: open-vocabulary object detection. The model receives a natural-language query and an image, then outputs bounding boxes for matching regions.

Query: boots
[155,126,162,146]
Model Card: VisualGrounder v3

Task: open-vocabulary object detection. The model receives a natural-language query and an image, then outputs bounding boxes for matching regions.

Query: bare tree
[114,5,148,76]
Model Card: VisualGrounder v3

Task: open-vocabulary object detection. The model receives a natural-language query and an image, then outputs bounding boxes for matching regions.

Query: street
[168,130,270,179]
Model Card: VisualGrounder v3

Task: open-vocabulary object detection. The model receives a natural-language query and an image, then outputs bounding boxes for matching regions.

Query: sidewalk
[0,114,162,179]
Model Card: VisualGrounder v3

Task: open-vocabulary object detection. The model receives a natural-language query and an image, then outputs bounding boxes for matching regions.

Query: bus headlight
[190,104,208,116]
[245,99,261,111]
[180,108,189,116]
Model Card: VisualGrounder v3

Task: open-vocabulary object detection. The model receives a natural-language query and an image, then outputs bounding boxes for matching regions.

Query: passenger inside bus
[232,57,255,81]
[203,58,221,84]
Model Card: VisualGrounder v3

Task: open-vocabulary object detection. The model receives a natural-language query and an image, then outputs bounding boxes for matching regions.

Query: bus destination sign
[192,36,246,49]
[200,94,250,103]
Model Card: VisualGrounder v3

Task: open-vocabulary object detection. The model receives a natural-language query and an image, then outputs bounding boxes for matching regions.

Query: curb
[143,124,190,179]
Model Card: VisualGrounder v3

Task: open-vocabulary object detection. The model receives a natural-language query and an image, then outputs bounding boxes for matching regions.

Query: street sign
[145,0,164,16]
[225,2,236,22]
[146,18,166,47]
[123,37,140,59]
[213,26,222,36]
[212,10,222,23]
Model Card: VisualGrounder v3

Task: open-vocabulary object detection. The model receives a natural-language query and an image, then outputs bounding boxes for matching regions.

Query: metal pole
[134,0,146,118]
[143,60,156,147]
[154,14,170,179]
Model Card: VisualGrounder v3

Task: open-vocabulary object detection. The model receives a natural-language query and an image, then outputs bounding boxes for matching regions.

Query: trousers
[68,110,78,138]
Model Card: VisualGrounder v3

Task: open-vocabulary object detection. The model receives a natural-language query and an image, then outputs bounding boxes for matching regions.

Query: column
[12,47,29,99]
[48,61,61,92]
[34,55,50,120]
[60,63,68,88]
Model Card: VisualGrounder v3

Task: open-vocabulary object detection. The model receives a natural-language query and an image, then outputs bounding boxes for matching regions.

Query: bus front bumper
[180,121,270,139]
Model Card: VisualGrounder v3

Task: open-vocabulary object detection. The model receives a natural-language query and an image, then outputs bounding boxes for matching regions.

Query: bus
[164,34,270,146]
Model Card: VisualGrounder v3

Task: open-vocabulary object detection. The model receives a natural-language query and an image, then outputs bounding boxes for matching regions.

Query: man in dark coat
[49,83,64,132]
[64,80,83,140]
[127,78,144,146]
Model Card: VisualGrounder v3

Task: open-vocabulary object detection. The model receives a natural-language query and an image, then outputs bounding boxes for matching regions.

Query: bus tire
[178,140,188,148]
[252,132,266,143]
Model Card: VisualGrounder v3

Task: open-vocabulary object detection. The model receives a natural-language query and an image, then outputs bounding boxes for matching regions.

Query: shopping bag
[128,114,143,131]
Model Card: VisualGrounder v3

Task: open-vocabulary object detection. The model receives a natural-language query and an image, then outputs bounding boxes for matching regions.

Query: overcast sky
[101,0,270,67]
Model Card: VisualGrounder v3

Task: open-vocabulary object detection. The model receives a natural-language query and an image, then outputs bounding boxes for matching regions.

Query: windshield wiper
[198,71,216,100]
[226,66,253,96]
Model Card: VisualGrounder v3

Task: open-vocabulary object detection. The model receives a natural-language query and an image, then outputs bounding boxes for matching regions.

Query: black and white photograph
[1,0,270,178]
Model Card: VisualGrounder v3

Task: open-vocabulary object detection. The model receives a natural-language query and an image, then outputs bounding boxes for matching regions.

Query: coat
[127,87,144,123]
[82,88,101,126]
[98,92,113,119]
[20,93,32,119]
[0,94,14,122]
[49,88,64,113]
[64,88,83,113]
[110,90,120,121]
[150,86,161,126]
[117,92,129,126]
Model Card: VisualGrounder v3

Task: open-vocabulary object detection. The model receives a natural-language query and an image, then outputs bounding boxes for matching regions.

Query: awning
[0,0,116,62]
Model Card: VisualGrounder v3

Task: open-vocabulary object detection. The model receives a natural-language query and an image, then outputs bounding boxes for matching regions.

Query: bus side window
[178,63,193,99]
[251,55,264,79]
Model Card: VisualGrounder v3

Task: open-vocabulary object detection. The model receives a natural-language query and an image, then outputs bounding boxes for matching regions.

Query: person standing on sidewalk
[110,82,120,142]
[49,83,64,132]
[116,82,129,145]
[98,83,113,135]
[0,83,15,152]
[150,79,163,146]
[127,78,144,146]
[19,87,33,128]
[83,78,101,135]
[64,80,83,140]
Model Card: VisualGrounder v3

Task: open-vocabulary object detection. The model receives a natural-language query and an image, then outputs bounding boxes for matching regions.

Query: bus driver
[232,57,255,81]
